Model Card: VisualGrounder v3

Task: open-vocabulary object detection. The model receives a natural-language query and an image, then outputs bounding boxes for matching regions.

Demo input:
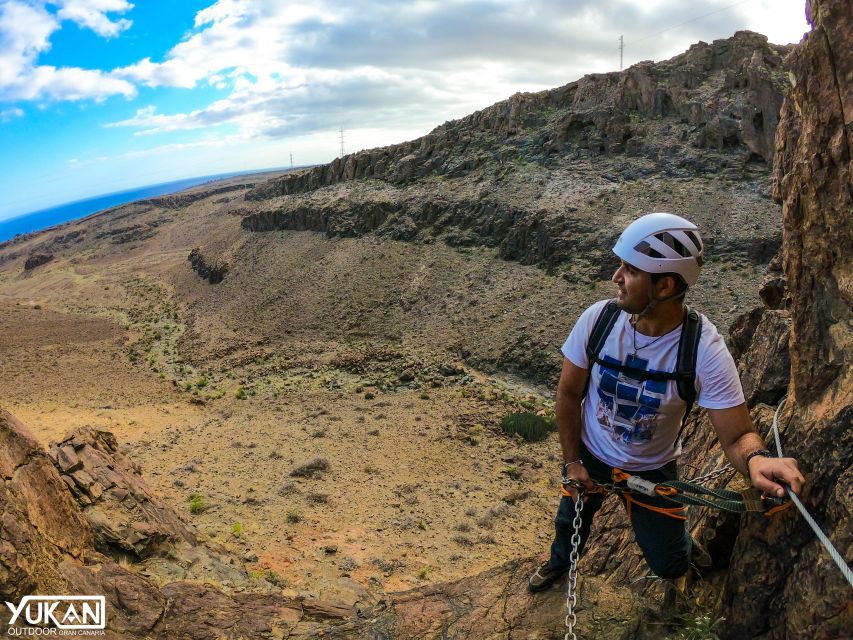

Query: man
[528,212,804,592]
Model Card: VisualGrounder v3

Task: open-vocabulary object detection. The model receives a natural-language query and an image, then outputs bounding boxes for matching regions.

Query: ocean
[0,169,283,244]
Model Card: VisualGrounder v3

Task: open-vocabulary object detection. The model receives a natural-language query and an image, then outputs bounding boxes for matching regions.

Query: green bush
[188,493,208,514]
[500,412,557,442]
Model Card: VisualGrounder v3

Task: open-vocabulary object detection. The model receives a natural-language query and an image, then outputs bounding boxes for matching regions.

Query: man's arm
[707,403,804,497]
[555,357,593,497]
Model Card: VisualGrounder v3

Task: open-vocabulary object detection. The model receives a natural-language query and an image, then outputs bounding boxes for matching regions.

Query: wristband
[561,459,584,477]
[745,449,772,468]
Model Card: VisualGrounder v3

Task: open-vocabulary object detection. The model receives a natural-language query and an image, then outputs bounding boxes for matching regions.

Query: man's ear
[655,274,678,297]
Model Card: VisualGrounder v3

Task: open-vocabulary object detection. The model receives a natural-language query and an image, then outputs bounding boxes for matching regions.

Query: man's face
[612,260,651,313]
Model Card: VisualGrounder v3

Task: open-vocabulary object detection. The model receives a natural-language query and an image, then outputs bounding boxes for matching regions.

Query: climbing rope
[770,398,853,589]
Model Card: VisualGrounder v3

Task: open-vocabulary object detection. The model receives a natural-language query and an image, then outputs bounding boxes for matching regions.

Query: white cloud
[55,0,134,38]
[0,1,58,85]
[0,0,135,101]
[0,106,23,120]
[26,64,135,100]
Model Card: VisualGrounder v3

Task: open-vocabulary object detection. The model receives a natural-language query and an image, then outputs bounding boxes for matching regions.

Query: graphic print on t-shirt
[594,353,668,445]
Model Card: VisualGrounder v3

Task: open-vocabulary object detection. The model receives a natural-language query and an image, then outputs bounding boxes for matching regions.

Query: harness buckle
[741,487,790,513]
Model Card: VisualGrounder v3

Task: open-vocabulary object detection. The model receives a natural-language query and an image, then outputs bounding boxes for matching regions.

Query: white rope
[771,398,853,589]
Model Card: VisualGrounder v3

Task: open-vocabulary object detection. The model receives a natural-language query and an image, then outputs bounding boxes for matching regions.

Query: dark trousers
[549,442,692,580]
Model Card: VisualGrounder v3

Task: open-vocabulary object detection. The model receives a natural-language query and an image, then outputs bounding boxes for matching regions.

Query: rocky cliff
[719,0,852,637]
[239,31,790,275]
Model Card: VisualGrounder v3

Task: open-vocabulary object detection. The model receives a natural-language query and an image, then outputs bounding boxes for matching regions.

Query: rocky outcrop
[139,183,252,210]
[720,1,853,637]
[0,408,92,601]
[239,32,788,274]
[246,31,790,204]
[48,428,197,559]
[189,247,229,283]
[23,253,53,270]
[0,407,380,638]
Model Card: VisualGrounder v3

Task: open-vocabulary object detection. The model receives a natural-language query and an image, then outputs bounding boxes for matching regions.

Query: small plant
[264,569,287,587]
[364,391,375,400]
[417,520,427,531]
[306,492,329,505]
[503,465,523,480]
[231,522,243,537]
[419,392,430,400]
[196,377,207,389]
[286,510,302,524]
[452,535,474,547]
[418,566,431,580]
[290,458,330,479]
[188,493,208,514]
[500,412,557,442]
[666,614,725,640]
[277,481,299,496]
[235,386,246,400]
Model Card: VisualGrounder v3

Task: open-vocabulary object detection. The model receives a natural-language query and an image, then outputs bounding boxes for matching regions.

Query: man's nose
[612,266,623,283]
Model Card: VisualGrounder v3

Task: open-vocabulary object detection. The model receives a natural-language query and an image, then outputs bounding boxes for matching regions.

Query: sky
[0,0,810,221]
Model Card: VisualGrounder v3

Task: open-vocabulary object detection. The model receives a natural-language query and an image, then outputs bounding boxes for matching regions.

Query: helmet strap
[636,279,686,318]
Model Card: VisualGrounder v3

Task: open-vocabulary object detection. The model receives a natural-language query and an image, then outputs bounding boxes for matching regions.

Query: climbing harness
[559,467,790,518]
[563,488,584,640]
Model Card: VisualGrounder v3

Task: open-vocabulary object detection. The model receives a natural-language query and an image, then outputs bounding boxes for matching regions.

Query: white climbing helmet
[613,212,704,286]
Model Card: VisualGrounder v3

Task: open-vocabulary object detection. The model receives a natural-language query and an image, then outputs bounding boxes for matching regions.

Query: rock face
[0,408,92,601]
[189,247,229,283]
[23,253,53,270]
[720,1,853,638]
[247,31,789,202]
[0,408,369,638]
[48,428,197,559]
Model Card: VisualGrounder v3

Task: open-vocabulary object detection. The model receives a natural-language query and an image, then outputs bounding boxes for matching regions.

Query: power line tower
[339,127,345,158]
[290,152,293,169]
[619,35,624,70]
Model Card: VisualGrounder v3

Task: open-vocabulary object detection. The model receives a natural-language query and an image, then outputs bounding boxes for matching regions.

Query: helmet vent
[654,231,691,257]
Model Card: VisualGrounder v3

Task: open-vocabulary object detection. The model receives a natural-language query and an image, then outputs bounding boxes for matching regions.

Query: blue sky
[0,0,810,221]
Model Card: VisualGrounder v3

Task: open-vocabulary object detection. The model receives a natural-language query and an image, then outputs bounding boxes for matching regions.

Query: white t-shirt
[561,300,745,471]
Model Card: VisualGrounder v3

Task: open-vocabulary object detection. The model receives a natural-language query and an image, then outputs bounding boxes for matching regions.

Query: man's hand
[562,461,594,501]
[748,455,804,498]
[708,404,806,497]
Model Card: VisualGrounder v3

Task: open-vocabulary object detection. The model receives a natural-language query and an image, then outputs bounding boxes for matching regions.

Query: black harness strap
[673,308,702,446]
[584,299,703,448]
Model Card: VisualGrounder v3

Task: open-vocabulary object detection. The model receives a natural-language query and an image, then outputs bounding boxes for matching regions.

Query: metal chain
[690,463,733,486]
[564,490,585,640]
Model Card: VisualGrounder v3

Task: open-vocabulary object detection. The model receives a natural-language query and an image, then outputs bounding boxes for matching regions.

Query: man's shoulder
[585,298,616,318]
[693,310,725,344]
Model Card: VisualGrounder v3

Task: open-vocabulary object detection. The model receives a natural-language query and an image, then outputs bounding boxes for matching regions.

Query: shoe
[528,561,566,592]
[690,538,712,569]
[663,573,691,614]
